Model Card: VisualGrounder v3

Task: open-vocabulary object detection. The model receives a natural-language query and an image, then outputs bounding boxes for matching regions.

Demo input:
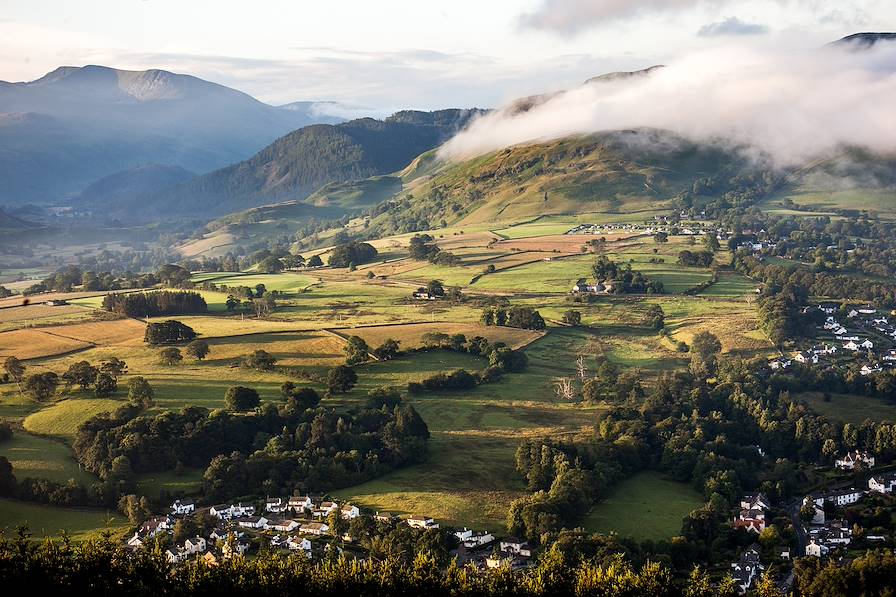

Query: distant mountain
[76,164,196,210]
[834,32,896,48]
[0,65,342,203]
[141,109,485,218]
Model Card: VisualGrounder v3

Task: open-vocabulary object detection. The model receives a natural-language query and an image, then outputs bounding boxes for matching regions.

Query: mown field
[582,470,703,541]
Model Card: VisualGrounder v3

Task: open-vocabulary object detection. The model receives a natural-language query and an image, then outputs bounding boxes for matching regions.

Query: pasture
[0,431,97,485]
[23,398,124,438]
[582,470,703,540]
[0,498,126,541]
[796,391,896,425]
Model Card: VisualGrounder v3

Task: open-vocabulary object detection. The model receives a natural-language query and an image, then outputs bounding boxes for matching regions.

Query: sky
[1,0,895,112]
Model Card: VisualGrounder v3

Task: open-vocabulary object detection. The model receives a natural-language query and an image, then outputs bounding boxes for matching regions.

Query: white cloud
[440,40,896,166]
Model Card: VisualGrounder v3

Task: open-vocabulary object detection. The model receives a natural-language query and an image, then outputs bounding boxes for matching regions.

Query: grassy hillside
[367,130,759,235]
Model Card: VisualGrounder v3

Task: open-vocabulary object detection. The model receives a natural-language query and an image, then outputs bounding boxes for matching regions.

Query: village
[729,449,896,593]
[126,494,534,570]
[768,303,896,375]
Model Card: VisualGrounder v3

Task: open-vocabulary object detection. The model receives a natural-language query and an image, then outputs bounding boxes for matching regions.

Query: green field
[0,498,125,541]
[796,391,896,425]
[23,398,124,437]
[0,432,97,485]
[136,468,205,500]
[583,471,703,540]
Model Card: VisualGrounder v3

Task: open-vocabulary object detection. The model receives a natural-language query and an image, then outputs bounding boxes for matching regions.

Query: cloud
[439,41,896,166]
[697,17,768,37]
[519,0,725,34]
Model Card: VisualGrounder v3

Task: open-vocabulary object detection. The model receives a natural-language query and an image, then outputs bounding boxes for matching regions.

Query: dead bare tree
[575,355,587,381]
[553,377,575,401]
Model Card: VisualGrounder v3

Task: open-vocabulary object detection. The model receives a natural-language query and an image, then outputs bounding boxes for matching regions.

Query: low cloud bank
[439,41,896,166]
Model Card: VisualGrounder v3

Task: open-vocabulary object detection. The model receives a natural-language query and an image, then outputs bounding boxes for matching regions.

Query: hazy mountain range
[0,65,347,203]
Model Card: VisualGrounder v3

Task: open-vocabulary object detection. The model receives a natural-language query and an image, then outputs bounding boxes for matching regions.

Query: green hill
[367,129,767,235]
[146,109,484,219]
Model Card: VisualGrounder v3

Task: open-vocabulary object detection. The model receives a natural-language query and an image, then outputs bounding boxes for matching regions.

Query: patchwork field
[0,224,771,540]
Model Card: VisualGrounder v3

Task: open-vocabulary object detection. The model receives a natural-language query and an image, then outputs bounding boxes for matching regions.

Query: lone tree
[242,349,277,371]
[3,357,25,385]
[185,339,211,362]
[225,386,260,411]
[689,331,722,378]
[327,365,357,394]
[127,377,155,409]
[158,347,183,366]
[307,254,323,268]
[344,336,370,365]
[144,320,197,345]
[23,372,59,401]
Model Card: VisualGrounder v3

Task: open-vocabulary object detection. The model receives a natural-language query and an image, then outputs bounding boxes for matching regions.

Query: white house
[861,339,874,349]
[299,522,329,536]
[464,531,495,548]
[740,493,771,511]
[835,450,875,470]
[406,515,439,529]
[814,488,865,507]
[843,341,861,351]
[237,516,268,529]
[869,472,896,494]
[140,515,172,536]
[500,538,532,557]
[795,351,818,364]
[340,504,360,519]
[860,365,882,376]
[769,358,791,371]
[231,503,255,517]
[288,495,313,511]
[266,519,299,532]
[734,509,766,533]
[882,350,896,362]
[265,497,288,513]
[210,504,232,519]
[287,536,312,554]
[127,532,146,548]
[166,548,185,563]
[171,499,195,515]
[184,536,206,555]
[805,539,829,558]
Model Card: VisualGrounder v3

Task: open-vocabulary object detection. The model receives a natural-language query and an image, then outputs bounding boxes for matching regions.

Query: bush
[242,350,277,371]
